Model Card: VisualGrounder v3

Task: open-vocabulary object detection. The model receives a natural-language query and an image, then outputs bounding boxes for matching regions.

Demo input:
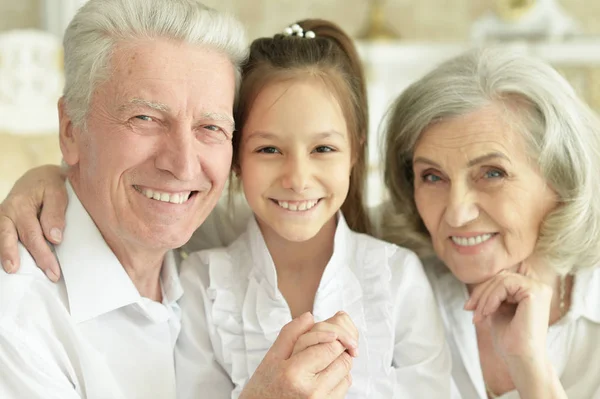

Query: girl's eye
[422,173,442,183]
[257,147,280,154]
[135,115,154,122]
[313,146,335,153]
[483,169,506,179]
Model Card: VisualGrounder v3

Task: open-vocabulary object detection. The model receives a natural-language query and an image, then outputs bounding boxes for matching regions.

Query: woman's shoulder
[350,226,422,269]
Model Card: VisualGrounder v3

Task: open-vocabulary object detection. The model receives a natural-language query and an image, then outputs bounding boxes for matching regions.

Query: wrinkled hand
[292,311,359,358]
[465,261,553,362]
[241,312,353,399]
[0,165,67,281]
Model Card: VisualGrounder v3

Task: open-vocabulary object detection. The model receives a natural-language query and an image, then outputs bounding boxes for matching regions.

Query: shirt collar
[56,182,183,324]
[245,212,351,297]
[566,266,600,324]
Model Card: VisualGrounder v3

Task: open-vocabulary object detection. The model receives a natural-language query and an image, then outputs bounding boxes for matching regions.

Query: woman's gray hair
[381,47,600,275]
[62,0,248,127]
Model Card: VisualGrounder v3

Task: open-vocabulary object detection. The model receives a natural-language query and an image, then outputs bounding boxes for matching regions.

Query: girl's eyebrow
[246,130,345,141]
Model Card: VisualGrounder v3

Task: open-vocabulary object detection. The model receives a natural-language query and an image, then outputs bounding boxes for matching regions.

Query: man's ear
[58,97,80,166]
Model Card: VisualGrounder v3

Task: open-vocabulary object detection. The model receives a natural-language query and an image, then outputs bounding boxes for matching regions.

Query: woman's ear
[58,97,80,166]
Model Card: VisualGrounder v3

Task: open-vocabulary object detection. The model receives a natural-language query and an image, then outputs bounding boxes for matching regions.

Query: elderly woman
[2,48,600,398]
[380,48,600,398]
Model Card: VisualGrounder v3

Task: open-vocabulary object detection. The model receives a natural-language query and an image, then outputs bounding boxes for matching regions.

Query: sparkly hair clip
[282,23,316,38]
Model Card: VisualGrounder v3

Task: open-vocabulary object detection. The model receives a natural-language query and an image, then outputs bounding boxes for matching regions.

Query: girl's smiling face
[239,77,352,242]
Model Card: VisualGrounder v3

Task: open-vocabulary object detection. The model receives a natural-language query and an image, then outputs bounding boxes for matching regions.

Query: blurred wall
[1,0,598,40]
[0,0,40,31]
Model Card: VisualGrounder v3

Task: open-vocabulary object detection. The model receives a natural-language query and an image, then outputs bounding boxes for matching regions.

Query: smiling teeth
[451,234,493,246]
[276,199,318,211]
[135,186,191,204]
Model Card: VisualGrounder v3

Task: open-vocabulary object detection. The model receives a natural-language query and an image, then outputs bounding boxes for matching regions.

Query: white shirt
[427,264,600,399]
[0,183,183,399]
[175,214,451,399]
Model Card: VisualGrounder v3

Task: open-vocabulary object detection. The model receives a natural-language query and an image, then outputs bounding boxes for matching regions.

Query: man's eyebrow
[200,112,235,130]
[119,98,170,113]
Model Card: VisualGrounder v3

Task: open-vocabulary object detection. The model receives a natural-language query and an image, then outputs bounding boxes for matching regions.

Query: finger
[314,351,353,394]
[292,340,346,373]
[476,277,511,322]
[477,274,538,322]
[310,321,359,357]
[0,215,19,273]
[465,275,498,311]
[292,331,338,356]
[327,371,352,399]
[40,185,68,245]
[15,220,60,282]
[265,312,315,362]
[326,311,358,339]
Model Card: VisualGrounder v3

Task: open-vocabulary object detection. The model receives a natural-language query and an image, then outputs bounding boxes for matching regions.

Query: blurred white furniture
[0,30,64,199]
[471,0,579,42]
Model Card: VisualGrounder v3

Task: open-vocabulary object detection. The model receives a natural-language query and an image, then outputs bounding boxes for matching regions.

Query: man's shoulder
[0,243,69,323]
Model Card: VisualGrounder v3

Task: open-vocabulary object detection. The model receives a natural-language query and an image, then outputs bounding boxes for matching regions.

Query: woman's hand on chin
[464,260,553,361]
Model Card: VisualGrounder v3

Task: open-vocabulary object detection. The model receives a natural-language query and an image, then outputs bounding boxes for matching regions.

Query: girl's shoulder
[178,231,253,292]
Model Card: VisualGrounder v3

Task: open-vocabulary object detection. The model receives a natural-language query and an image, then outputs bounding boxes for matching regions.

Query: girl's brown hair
[233,19,371,234]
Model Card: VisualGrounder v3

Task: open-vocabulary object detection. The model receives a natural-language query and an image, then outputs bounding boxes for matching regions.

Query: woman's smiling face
[412,105,557,284]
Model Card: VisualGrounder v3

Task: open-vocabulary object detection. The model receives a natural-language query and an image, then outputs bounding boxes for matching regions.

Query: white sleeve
[0,326,81,399]
[175,253,234,399]
[390,250,452,398]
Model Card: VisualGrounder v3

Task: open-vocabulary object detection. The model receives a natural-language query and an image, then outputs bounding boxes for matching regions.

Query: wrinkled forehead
[414,106,530,165]
[98,38,237,110]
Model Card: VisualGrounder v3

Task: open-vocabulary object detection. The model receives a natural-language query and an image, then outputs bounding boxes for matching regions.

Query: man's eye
[135,115,154,122]
[204,125,222,132]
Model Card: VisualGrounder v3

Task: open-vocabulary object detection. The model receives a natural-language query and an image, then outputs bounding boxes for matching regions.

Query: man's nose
[155,127,201,181]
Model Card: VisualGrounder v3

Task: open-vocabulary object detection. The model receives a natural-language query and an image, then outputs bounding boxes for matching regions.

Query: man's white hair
[62,0,248,127]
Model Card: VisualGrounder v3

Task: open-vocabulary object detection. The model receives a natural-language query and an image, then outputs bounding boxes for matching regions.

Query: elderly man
[0,0,352,398]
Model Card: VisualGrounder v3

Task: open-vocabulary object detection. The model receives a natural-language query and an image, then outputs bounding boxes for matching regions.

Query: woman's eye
[135,115,154,122]
[313,146,335,153]
[484,169,505,179]
[422,173,442,183]
[257,147,280,154]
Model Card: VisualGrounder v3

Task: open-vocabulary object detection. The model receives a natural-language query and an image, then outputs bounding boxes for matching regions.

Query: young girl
[175,19,450,398]
[0,19,450,399]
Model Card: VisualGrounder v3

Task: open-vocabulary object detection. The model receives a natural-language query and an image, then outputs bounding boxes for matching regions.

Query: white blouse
[427,264,600,399]
[175,214,451,399]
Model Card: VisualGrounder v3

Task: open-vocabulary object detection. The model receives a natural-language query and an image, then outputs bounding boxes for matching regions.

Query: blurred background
[0,0,599,203]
